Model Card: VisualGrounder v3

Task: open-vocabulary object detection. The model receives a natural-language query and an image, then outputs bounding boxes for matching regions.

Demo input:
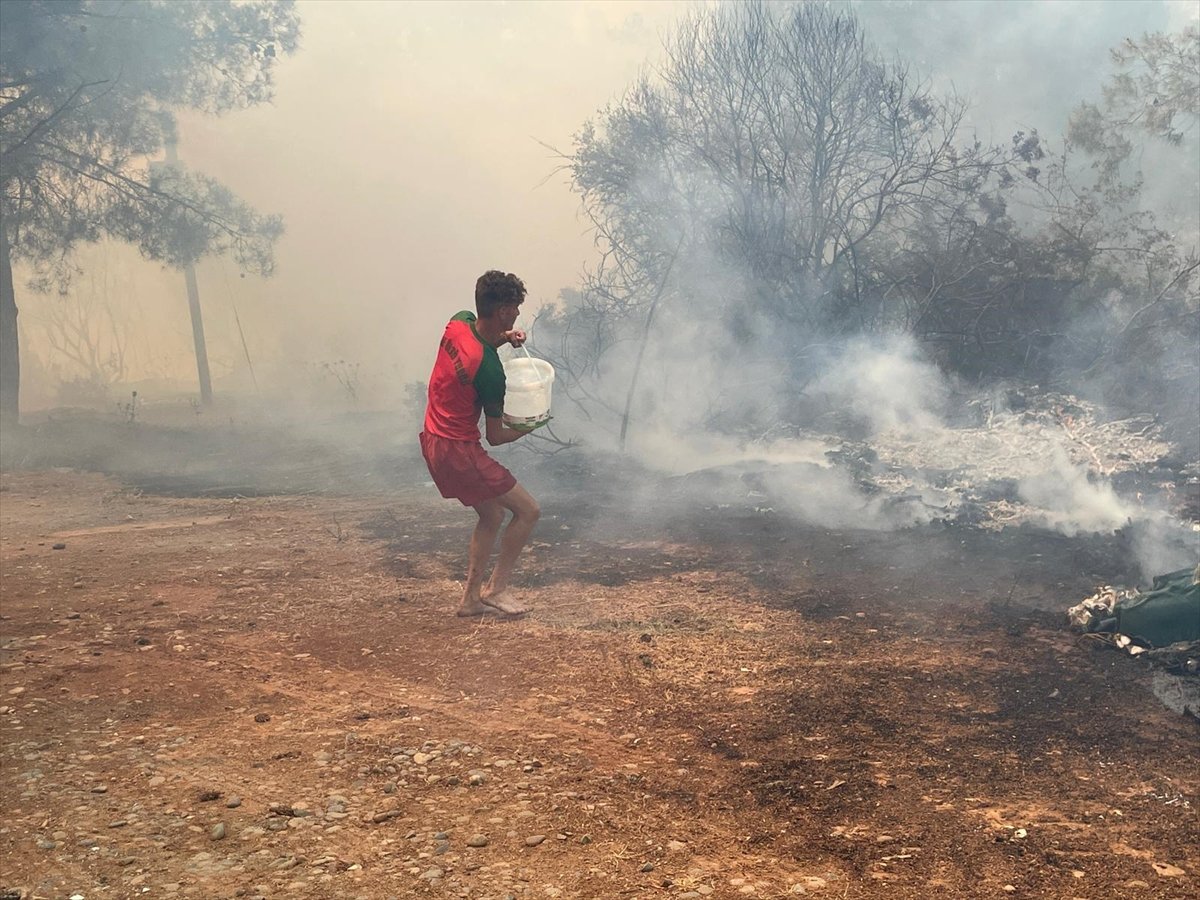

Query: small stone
[108,820,128,828]
[467,834,489,848]
[211,823,227,840]
[640,863,655,872]
[198,790,222,802]
[525,834,546,846]
[52,543,66,550]
[421,866,444,881]
[37,838,57,850]
[91,784,108,794]
[226,796,242,808]
[254,713,271,723]
[1152,863,1185,878]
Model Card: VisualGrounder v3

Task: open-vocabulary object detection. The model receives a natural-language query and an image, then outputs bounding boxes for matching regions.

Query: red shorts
[419,431,517,507]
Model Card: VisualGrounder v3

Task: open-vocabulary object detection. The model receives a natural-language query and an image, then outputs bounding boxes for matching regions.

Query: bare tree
[560,1,1011,440]
[37,268,131,392]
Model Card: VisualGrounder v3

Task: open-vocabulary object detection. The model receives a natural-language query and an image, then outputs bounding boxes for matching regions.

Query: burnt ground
[0,416,1197,900]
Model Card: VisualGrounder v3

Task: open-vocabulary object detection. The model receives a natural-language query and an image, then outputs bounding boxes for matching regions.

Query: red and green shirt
[424,311,506,442]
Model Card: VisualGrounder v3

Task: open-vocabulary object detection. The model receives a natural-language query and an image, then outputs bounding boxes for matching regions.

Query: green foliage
[0,0,300,282]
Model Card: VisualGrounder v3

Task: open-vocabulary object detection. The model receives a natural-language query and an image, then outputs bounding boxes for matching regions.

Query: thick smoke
[810,336,951,434]
[524,1,1198,584]
[535,320,1195,579]
[1016,447,1136,536]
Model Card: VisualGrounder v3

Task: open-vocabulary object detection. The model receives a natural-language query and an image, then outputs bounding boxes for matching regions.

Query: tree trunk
[165,138,213,406]
[183,263,213,406]
[0,220,19,430]
[618,241,682,452]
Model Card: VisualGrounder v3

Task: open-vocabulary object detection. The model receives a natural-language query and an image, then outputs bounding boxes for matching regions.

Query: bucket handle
[517,341,548,388]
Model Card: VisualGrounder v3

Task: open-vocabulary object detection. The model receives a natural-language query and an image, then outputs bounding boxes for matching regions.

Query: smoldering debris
[864,391,1181,532]
[638,388,1198,580]
[1068,566,1200,717]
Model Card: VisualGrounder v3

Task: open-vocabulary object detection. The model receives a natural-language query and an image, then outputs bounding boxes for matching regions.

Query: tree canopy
[1,0,300,425]
[549,1,1198,446]
[1071,26,1200,153]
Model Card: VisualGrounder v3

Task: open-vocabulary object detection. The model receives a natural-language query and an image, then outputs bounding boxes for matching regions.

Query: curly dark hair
[475,270,527,318]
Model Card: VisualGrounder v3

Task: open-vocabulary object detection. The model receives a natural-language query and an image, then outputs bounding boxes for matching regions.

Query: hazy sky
[181,1,693,363]
[16,0,1199,408]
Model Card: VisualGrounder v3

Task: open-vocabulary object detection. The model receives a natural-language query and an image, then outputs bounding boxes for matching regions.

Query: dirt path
[1,470,1196,900]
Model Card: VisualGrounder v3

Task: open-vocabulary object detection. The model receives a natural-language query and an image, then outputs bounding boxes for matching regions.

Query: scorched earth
[0,435,1196,900]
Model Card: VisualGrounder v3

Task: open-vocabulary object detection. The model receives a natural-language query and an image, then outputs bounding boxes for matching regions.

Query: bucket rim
[503,357,555,382]
[504,356,554,369]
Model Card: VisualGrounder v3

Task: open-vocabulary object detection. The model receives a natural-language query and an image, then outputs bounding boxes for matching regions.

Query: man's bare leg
[456,501,505,617]
[481,483,540,614]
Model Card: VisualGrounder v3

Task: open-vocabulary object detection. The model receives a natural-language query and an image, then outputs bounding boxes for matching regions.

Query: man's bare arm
[485,414,528,446]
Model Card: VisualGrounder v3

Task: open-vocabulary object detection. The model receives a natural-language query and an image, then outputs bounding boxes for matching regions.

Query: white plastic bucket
[502,356,554,430]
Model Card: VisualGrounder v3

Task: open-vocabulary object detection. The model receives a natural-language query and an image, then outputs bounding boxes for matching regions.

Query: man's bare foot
[455,601,493,617]
[480,589,528,616]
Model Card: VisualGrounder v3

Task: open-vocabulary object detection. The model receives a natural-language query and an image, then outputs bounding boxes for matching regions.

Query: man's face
[499,301,522,330]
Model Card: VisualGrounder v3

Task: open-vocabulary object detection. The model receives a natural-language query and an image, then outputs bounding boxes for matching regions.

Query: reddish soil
[1,467,1197,900]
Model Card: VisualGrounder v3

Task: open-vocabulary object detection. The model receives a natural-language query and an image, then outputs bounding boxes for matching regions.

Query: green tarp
[1115,566,1200,648]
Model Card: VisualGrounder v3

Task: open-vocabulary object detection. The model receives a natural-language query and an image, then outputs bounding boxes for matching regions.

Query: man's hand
[504,329,527,347]
[509,416,551,434]
[488,415,552,445]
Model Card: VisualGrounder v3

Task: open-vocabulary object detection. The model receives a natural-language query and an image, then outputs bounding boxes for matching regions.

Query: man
[419,270,543,617]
